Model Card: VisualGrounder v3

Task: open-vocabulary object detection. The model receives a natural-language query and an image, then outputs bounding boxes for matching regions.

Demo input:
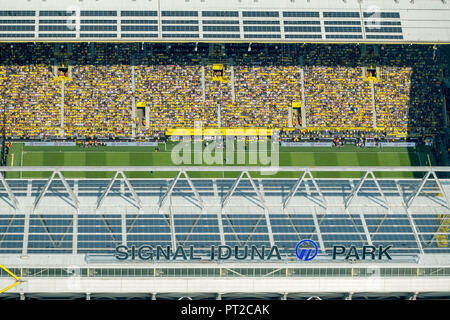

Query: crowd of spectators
[135,44,215,132]
[0,43,445,143]
[303,45,373,128]
[65,44,133,139]
[0,43,61,138]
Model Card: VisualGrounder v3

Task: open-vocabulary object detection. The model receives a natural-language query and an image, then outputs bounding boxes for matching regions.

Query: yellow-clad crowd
[136,58,215,131]
[303,45,373,128]
[375,45,444,132]
[231,64,296,128]
[64,44,134,138]
[375,66,411,128]
[0,43,61,138]
[0,43,444,139]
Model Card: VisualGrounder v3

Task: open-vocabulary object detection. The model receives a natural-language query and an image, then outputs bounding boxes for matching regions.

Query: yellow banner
[166,127,277,136]
[292,102,302,109]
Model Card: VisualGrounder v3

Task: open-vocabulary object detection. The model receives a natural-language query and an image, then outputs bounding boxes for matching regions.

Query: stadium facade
[0,0,449,43]
[0,166,449,300]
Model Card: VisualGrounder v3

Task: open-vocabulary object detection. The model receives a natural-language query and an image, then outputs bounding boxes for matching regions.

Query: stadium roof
[0,166,449,257]
[0,0,449,43]
[1,166,449,300]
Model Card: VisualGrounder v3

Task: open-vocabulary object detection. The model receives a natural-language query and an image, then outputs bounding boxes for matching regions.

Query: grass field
[5,142,435,179]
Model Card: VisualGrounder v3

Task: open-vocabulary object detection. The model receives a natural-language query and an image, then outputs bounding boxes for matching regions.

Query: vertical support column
[21,211,30,256]
[217,208,226,246]
[34,10,38,40]
[362,62,367,80]
[60,78,65,137]
[168,195,177,249]
[201,64,206,102]
[230,64,236,103]
[146,105,150,129]
[288,105,293,128]
[121,212,127,246]
[131,59,136,138]
[72,209,78,255]
[260,181,275,247]
[300,56,306,128]
[371,80,377,128]
[217,104,221,128]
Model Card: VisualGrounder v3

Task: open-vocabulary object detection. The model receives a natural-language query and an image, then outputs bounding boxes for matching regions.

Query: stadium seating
[0,43,61,138]
[0,43,445,140]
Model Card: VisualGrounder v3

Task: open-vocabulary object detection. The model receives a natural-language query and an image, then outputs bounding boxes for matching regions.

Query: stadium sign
[332,245,392,260]
[114,243,393,261]
[115,245,282,261]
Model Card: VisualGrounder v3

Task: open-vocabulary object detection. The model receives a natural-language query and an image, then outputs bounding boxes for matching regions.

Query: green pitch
[5,142,434,179]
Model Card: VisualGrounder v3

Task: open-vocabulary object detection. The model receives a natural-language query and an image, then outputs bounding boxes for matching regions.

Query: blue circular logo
[295,240,318,261]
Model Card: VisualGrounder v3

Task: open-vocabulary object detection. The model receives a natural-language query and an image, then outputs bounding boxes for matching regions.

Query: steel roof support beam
[345,170,389,208]
[260,182,275,247]
[283,170,327,209]
[97,170,142,210]
[344,206,373,247]
[246,172,266,209]
[222,171,266,209]
[397,182,424,254]
[406,171,432,208]
[100,213,120,244]
[120,170,142,209]
[221,171,245,208]
[97,171,120,210]
[33,171,57,211]
[0,172,19,209]
[344,179,373,246]
[21,210,30,256]
[182,170,204,209]
[424,213,450,248]
[283,171,308,209]
[159,171,182,208]
[0,215,16,247]
[217,207,226,246]
[34,170,79,211]
[180,207,206,246]
[432,172,450,208]
[243,213,266,247]
[167,204,177,249]
[345,171,369,208]
[309,171,327,207]
[57,171,80,209]
[358,210,373,247]
[312,207,326,252]
[72,209,78,254]
[121,212,127,246]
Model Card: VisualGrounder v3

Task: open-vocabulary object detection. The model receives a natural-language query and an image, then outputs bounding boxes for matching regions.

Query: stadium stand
[0,42,446,143]
[0,43,61,138]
